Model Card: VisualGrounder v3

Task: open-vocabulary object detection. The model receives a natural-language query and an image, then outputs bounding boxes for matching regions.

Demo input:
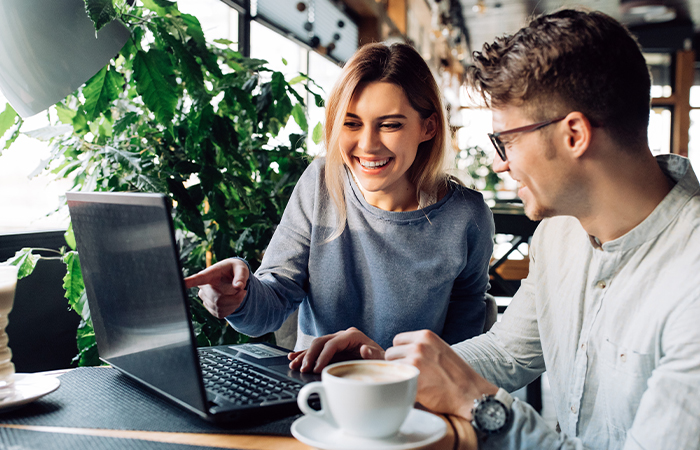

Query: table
[0,369,478,450]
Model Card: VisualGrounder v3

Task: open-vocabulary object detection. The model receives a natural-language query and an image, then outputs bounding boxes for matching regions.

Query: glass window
[688,110,700,172]
[644,52,673,98]
[177,0,239,48]
[648,107,672,155]
[0,92,72,233]
[307,51,342,155]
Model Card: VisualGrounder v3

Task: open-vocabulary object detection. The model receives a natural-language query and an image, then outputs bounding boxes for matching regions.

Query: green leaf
[3,248,40,279]
[82,66,124,121]
[213,38,234,46]
[55,104,77,125]
[62,252,86,316]
[270,72,286,99]
[0,104,18,141]
[312,121,323,145]
[83,0,118,32]
[72,109,90,135]
[141,0,178,16]
[288,74,306,85]
[65,223,77,251]
[133,49,178,124]
[291,103,308,132]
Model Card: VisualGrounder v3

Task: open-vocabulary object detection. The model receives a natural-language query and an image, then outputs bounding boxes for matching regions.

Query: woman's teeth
[359,158,390,168]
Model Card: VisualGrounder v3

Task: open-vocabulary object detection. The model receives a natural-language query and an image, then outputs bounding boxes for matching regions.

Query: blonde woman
[185,43,494,365]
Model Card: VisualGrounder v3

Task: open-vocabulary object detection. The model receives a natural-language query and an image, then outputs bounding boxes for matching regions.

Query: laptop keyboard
[199,349,302,406]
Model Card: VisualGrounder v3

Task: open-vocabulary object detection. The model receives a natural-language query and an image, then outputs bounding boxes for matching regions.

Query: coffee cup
[0,265,18,400]
[296,360,419,439]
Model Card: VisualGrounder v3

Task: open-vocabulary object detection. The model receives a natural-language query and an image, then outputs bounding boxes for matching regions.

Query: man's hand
[288,327,385,373]
[184,258,250,319]
[386,330,498,420]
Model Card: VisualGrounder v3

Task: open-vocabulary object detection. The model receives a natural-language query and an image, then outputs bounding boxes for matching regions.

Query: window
[0,93,72,233]
[687,66,700,172]
[0,0,352,233]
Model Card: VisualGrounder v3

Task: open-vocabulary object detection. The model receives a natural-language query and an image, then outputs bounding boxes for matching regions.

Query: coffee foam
[328,362,415,383]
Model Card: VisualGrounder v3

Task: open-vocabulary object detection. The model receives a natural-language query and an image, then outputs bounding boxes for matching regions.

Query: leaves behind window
[33,0,325,363]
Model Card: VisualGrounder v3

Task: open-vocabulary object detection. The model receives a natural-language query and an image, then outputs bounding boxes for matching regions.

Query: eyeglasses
[488,116,566,162]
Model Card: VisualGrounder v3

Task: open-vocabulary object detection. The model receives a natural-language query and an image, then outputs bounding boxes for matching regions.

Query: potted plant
[0,0,323,366]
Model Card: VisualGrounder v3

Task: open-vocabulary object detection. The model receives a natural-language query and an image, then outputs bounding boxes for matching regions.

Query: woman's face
[339,81,436,211]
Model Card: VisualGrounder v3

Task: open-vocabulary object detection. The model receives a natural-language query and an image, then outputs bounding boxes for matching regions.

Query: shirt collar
[595,154,699,252]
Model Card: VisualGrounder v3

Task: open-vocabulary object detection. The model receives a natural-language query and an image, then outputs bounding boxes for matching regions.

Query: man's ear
[561,112,592,159]
[421,113,438,142]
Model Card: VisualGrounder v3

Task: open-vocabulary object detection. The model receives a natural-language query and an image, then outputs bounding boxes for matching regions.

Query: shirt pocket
[599,339,655,435]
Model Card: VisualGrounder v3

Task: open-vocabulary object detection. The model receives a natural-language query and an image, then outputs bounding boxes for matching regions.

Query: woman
[185,43,494,362]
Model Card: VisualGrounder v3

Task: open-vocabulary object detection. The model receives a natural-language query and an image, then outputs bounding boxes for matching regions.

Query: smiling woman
[186,43,496,368]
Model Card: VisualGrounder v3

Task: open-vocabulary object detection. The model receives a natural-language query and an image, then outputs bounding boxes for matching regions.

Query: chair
[483,293,498,333]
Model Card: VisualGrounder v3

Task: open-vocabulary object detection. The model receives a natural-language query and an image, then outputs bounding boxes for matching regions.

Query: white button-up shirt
[453,155,700,449]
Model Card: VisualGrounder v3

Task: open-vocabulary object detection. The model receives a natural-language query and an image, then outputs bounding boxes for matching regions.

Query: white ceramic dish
[291,408,447,450]
[0,373,60,412]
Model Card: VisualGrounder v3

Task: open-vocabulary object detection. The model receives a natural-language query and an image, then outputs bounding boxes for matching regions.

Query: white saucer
[291,408,447,450]
[0,373,60,412]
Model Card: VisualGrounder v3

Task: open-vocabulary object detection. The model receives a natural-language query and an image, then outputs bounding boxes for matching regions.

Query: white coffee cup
[296,360,419,439]
[0,265,18,400]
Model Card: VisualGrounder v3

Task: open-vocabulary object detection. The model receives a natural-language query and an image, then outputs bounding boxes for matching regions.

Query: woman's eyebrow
[344,112,407,120]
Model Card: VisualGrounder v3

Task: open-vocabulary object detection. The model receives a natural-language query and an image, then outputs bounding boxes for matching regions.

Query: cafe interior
[0,0,698,448]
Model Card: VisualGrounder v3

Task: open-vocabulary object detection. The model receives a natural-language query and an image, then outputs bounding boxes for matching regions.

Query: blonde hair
[323,42,449,240]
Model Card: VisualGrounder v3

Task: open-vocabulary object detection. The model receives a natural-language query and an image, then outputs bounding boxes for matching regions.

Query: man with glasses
[293,8,700,449]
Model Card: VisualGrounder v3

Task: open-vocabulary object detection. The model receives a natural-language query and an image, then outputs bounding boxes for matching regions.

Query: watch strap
[494,387,514,411]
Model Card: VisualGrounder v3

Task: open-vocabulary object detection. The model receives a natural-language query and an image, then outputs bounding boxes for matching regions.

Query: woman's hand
[184,258,250,319]
[288,327,385,373]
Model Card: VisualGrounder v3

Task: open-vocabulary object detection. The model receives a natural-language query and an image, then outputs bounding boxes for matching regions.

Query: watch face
[476,398,507,431]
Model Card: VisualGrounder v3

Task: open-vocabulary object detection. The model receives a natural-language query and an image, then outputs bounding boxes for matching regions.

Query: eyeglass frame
[488,116,567,162]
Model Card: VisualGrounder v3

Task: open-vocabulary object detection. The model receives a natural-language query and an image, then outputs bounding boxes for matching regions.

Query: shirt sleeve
[441,197,494,344]
[224,162,319,337]
[451,222,545,392]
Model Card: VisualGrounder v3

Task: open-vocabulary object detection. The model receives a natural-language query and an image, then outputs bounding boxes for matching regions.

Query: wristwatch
[471,388,514,436]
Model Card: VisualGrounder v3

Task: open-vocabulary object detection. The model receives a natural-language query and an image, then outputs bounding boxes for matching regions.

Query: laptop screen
[67,192,208,414]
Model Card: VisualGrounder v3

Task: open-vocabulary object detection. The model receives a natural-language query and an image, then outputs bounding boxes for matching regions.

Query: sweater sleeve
[440,191,495,344]
[224,160,321,337]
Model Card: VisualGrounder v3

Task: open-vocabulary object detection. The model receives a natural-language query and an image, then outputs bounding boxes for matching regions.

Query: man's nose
[492,154,509,173]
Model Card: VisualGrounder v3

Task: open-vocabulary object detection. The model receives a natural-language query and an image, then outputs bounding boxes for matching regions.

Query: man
[290,8,700,449]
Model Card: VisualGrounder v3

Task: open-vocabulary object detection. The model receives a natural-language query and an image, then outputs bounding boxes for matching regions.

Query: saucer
[0,373,61,413]
[291,408,447,450]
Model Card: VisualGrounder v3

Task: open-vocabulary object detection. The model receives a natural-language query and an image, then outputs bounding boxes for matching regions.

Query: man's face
[491,105,574,221]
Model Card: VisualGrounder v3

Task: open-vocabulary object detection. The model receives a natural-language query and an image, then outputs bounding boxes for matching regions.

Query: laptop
[65,191,320,423]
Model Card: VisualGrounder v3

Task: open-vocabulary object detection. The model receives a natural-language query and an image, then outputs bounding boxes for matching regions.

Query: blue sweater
[227,158,494,350]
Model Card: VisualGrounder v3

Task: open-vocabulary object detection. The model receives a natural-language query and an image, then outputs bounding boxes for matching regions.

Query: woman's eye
[381,122,402,130]
[343,122,360,128]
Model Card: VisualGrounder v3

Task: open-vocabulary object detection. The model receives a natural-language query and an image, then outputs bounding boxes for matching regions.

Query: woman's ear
[421,113,438,142]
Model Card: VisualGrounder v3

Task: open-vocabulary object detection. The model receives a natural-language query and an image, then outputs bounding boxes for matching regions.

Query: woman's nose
[358,127,380,151]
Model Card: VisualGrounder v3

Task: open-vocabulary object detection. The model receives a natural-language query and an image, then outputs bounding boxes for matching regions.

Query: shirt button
[571,405,577,414]
[596,280,607,289]
[580,343,586,350]
[620,353,626,362]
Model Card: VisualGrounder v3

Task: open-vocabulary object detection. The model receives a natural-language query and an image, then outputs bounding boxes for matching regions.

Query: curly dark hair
[467,8,651,149]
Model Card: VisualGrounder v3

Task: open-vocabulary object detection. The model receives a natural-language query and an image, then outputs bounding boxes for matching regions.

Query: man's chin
[523,202,553,221]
